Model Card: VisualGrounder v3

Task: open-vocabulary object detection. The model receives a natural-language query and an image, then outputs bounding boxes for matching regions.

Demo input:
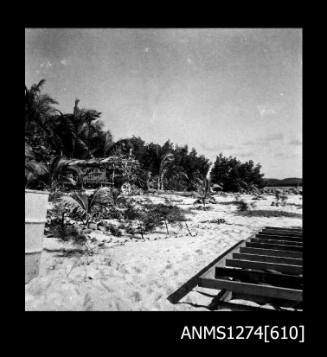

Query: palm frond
[70,192,88,212]
[59,195,87,216]
[90,187,112,207]
[25,142,34,159]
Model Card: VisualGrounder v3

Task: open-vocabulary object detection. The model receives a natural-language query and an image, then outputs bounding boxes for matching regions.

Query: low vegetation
[236,210,302,218]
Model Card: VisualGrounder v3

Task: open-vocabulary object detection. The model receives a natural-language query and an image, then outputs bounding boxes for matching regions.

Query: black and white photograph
[25,28,302,313]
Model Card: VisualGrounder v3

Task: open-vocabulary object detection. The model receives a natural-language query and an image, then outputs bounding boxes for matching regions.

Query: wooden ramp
[167,226,303,311]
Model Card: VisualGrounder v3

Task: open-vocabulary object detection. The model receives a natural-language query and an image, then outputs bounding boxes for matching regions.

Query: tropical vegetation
[25,78,265,193]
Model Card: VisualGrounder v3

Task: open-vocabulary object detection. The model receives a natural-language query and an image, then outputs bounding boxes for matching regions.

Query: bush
[48,190,64,202]
[236,210,302,218]
[123,203,187,237]
[201,218,226,224]
[123,204,144,221]
[236,200,249,211]
[108,224,122,237]
[210,153,264,192]
[47,222,87,243]
[144,204,187,224]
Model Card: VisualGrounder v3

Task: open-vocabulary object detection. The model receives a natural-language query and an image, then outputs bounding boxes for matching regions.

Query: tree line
[25,79,265,192]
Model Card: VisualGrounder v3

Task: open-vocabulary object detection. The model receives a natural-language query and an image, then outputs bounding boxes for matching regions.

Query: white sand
[25,193,302,311]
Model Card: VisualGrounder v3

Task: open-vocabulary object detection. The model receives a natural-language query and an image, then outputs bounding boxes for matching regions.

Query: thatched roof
[67,156,139,168]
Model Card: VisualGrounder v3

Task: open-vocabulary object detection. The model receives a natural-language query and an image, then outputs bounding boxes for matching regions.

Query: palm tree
[50,100,108,159]
[158,152,174,190]
[146,142,175,190]
[59,187,113,227]
[25,143,81,191]
[25,79,60,142]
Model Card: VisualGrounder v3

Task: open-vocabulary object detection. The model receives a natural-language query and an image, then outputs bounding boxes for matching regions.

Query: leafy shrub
[123,203,187,237]
[236,200,249,211]
[107,224,122,237]
[48,190,64,202]
[201,218,226,224]
[47,222,87,243]
[190,205,213,211]
[123,204,144,221]
[144,204,187,224]
[210,153,264,192]
[57,187,114,227]
[236,210,302,218]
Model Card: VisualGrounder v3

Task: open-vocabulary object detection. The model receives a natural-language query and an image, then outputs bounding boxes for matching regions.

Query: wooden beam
[207,289,232,310]
[262,228,302,236]
[264,226,302,231]
[233,252,302,266]
[231,292,303,310]
[215,266,303,289]
[198,277,302,302]
[251,237,303,247]
[240,246,302,259]
[262,231,303,238]
[246,241,303,252]
[167,240,245,304]
[257,233,303,242]
[226,258,302,275]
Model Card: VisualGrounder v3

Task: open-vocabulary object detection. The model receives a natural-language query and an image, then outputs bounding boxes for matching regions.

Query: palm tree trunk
[112,165,115,186]
[164,220,169,235]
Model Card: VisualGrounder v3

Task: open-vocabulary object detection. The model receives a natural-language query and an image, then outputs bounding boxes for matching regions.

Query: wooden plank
[215,266,303,289]
[246,241,303,252]
[262,228,302,236]
[240,247,302,259]
[233,253,302,266]
[257,233,303,242]
[226,258,302,275]
[198,277,303,302]
[264,226,302,230]
[231,292,303,310]
[167,240,245,304]
[264,226,302,231]
[207,289,232,310]
[262,231,303,238]
[251,237,303,247]
[256,233,303,243]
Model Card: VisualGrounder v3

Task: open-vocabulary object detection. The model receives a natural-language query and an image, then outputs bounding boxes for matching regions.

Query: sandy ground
[25,193,302,311]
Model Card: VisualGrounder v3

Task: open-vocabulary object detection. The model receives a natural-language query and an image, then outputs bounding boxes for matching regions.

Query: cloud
[186,57,193,64]
[289,139,302,146]
[263,133,284,142]
[274,151,297,159]
[257,104,276,117]
[274,152,288,158]
[243,140,255,146]
[39,60,53,70]
[238,151,255,157]
[201,143,236,152]
[242,133,284,147]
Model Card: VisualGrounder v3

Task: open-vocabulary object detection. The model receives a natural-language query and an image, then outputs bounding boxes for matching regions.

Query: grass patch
[286,203,303,209]
[190,205,213,211]
[200,218,226,224]
[218,200,240,205]
[236,210,302,218]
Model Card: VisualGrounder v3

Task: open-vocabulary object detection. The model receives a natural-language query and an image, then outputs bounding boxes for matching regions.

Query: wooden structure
[68,156,140,187]
[168,226,303,311]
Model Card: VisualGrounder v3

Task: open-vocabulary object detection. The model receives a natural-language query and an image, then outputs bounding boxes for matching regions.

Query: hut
[68,156,140,188]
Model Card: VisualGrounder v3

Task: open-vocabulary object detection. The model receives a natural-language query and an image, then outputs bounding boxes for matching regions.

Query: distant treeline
[263,178,302,187]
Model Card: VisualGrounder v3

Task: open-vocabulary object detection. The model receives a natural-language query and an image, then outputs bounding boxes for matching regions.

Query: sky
[25,28,302,179]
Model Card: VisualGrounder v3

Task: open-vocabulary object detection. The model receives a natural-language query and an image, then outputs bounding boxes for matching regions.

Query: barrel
[25,189,49,284]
